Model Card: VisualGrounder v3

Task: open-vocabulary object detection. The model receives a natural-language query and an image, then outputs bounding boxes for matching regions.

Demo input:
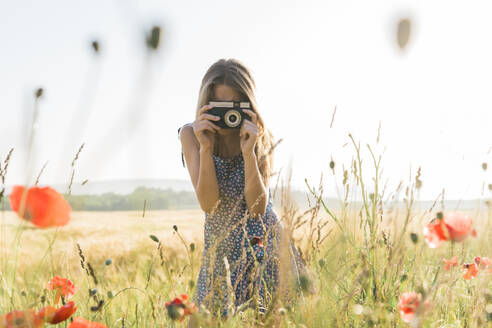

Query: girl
[178,58,304,318]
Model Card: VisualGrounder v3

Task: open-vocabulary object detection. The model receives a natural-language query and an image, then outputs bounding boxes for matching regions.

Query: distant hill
[2,179,485,211]
[4,179,195,195]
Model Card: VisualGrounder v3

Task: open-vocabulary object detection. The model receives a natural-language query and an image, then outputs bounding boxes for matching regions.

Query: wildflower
[0,309,44,328]
[462,262,479,280]
[442,256,458,270]
[475,256,492,274]
[47,276,78,304]
[165,294,197,322]
[8,185,71,228]
[38,301,77,324]
[398,292,430,323]
[423,212,475,248]
[398,292,420,323]
[68,317,107,328]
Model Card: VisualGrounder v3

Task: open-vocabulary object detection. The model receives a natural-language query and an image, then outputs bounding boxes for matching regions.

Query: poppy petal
[9,185,71,228]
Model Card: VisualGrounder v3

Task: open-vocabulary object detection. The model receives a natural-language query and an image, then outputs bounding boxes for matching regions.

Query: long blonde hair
[196,58,274,186]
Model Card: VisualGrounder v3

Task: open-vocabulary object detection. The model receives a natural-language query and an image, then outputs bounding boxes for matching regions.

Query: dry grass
[1,134,491,327]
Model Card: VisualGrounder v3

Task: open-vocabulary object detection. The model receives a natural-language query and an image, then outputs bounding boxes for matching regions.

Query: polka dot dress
[193,152,305,317]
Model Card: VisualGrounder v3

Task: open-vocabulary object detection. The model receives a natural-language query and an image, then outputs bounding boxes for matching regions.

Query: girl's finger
[198,104,215,116]
[204,120,221,132]
[198,113,220,122]
[243,109,258,124]
[242,120,258,131]
[195,121,220,134]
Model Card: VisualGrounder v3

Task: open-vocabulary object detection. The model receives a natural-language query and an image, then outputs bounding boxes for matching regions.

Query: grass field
[1,202,491,327]
[1,137,492,327]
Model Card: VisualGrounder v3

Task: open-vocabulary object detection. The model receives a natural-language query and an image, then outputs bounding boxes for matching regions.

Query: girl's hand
[192,104,222,151]
[240,109,259,156]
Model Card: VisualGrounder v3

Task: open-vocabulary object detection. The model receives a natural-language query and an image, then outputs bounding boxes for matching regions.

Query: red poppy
[442,256,458,270]
[38,302,77,324]
[165,294,197,322]
[423,212,474,248]
[46,276,78,303]
[398,292,421,323]
[398,292,431,323]
[462,262,479,280]
[0,309,44,328]
[9,185,71,228]
[67,318,107,328]
[475,256,492,274]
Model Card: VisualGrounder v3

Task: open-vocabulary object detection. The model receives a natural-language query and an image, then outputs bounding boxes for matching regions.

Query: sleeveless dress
[178,124,305,317]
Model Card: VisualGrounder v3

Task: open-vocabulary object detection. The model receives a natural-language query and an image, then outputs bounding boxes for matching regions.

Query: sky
[1,0,492,201]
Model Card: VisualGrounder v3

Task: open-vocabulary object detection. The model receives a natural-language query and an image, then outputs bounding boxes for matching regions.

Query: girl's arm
[179,124,220,214]
[243,150,268,216]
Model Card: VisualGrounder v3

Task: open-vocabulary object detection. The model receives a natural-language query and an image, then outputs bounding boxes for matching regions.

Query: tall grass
[0,132,491,327]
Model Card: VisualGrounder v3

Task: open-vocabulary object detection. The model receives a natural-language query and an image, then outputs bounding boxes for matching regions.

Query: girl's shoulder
[178,123,198,168]
[178,122,194,138]
[178,123,199,146]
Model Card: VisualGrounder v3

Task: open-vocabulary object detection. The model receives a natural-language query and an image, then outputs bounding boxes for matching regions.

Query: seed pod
[91,40,99,53]
[410,233,418,244]
[35,88,44,98]
[150,235,159,243]
[146,26,161,50]
[397,18,411,49]
[400,274,408,283]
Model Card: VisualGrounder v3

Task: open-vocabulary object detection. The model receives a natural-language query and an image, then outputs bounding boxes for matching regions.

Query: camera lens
[224,110,241,127]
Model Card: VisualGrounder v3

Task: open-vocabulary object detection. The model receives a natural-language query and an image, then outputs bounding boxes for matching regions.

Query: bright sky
[1,0,492,201]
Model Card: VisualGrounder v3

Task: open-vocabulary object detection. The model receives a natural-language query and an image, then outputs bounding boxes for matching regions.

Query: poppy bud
[35,88,44,98]
[91,40,99,53]
[149,235,159,243]
[173,225,178,232]
[146,26,161,50]
[410,232,418,244]
[166,303,185,321]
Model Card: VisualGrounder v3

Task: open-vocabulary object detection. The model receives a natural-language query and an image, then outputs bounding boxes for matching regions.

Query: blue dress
[178,125,304,317]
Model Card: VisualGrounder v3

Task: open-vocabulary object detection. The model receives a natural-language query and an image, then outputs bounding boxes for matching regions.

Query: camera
[207,101,251,129]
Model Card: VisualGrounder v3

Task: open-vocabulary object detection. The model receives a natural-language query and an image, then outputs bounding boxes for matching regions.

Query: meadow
[1,146,492,327]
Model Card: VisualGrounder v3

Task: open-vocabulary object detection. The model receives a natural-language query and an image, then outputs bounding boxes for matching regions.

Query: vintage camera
[207,101,251,128]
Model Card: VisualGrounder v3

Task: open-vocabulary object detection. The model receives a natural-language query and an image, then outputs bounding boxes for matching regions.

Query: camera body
[207,101,251,129]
